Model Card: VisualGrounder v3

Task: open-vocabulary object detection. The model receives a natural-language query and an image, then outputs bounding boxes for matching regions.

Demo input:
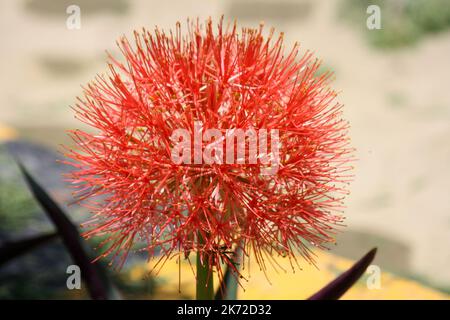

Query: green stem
[196,233,214,300]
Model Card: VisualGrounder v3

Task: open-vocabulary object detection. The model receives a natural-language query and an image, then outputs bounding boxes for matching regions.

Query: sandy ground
[0,0,449,289]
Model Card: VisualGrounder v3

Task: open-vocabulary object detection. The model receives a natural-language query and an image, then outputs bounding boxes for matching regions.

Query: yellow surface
[126,250,449,300]
[0,124,17,141]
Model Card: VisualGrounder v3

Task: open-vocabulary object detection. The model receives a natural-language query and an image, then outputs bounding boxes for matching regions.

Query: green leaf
[0,232,58,266]
[308,248,377,300]
[16,160,121,300]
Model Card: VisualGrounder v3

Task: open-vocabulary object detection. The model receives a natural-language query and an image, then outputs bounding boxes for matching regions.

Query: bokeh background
[0,0,449,299]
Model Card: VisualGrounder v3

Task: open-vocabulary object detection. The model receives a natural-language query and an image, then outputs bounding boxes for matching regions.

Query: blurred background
[0,0,449,299]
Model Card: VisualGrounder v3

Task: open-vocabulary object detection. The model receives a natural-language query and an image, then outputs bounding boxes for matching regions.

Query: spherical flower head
[64,18,353,280]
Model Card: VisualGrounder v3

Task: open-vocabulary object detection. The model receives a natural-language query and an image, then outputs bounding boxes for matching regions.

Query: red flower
[64,18,353,281]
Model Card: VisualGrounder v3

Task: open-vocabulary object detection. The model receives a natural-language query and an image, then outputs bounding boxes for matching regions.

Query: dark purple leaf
[215,245,243,300]
[16,160,116,300]
[308,248,377,300]
[0,232,58,266]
